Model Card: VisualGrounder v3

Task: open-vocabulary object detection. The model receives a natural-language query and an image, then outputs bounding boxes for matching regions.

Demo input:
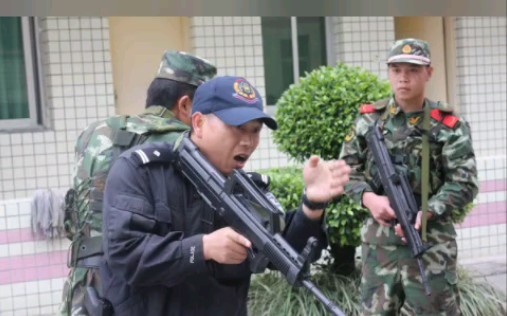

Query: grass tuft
[248,265,506,316]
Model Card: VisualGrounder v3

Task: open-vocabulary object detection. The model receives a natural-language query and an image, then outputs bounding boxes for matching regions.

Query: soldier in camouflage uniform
[60,51,217,316]
[339,39,478,315]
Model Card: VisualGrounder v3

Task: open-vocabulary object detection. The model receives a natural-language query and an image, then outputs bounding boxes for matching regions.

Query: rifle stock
[366,125,432,296]
[175,136,346,316]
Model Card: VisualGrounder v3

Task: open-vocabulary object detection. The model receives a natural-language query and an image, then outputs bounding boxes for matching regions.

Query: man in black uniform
[100,76,351,315]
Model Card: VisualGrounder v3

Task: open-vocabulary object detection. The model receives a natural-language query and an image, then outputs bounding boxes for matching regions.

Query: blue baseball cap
[192,76,278,130]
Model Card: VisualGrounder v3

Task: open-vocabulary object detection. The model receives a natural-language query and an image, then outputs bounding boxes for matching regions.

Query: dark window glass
[0,17,29,120]
[261,17,327,105]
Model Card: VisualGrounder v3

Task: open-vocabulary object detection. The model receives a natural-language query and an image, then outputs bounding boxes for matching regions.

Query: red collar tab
[360,104,377,114]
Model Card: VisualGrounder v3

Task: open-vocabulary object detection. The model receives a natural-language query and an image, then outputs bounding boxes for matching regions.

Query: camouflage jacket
[68,105,190,239]
[339,97,478,246]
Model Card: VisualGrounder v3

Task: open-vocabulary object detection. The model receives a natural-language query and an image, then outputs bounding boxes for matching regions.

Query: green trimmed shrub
[265,167,367,247]
[273,63,391,163]
[263,167,304,212]
[271,63,391,248]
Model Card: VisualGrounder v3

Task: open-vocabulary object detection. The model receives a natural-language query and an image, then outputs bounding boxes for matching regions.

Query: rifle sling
[421,104,431,241]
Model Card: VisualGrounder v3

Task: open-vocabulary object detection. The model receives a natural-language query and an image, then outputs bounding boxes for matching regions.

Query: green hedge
[265,167,367,247]
[273,63,391,163]
[271,63,391,247]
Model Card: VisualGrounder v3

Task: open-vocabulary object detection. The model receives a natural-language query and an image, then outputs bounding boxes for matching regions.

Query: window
[261,17,330,106]
[0,17,43,131]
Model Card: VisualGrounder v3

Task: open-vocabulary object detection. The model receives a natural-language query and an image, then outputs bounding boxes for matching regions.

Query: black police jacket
[100,142,327,316]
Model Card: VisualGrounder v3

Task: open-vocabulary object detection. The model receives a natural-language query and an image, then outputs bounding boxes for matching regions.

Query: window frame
[264,16,335,114]
[0,17,45,131]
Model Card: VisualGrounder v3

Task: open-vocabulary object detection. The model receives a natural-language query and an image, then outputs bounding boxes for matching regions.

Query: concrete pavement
[460,254,506,300]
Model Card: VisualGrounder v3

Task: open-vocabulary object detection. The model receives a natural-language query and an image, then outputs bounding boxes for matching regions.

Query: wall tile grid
[191,16,297,171]
[0,17,116,201]
[332,16,395,81]
[453,17,507,260]
[455,17,507,158]
[0,197,70,315]
[0,16,115,315]
[190,17,395,171]
[0,15,506,315]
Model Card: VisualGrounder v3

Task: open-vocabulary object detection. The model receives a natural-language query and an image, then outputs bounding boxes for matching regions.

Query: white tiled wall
[332,16,395,81]
[190,16,396,171]
[0,16,115,315]
[455,17,507,158]
[0,15,506,315]
[453,17,507,259]
[0,17,116,201]
[191,16,293,171]
[0,198,70,315]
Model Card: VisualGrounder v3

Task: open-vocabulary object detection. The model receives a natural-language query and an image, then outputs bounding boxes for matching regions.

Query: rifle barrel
[301,280,347,316]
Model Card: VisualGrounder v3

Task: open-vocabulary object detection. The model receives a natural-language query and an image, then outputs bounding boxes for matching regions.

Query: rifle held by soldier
[366,124,432,296]
[175,135,347,316]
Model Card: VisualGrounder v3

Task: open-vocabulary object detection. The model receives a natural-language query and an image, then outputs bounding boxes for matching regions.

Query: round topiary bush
[273,63,391,162]
[272,63,392,251]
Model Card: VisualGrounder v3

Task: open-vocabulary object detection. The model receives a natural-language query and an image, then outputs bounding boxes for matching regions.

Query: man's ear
[191,112,205,138]
[176,95,193,125]
[178,95,192,115]
[426,66,434,81]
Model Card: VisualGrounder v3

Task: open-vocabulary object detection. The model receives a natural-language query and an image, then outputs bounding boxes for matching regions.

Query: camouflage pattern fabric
[339,97,478,315]
[156,51,217,86]
[60,106,190,316]
[361,240,459,315]
[387,38,431,66]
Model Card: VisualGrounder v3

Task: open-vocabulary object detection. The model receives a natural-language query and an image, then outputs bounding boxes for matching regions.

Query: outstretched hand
[303,155,351,204]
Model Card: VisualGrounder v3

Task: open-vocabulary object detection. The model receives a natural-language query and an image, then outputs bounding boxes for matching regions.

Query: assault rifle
[366,124,432,296]
[175,135,347,316]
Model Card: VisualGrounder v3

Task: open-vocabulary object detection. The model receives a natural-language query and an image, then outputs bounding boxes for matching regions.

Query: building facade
[0,16,505,315]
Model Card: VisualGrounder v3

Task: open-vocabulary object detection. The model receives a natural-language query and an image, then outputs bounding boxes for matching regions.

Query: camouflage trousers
[360,240,460,316]
[60,267,105,316]
[60,267,88,316]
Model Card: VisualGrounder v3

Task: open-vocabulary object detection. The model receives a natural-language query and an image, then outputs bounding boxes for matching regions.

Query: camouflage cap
[387,38,431,66]
[156,51,217,86]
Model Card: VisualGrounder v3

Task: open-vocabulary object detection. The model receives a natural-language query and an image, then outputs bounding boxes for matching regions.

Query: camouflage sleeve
[428,120,479,216]
[338,117,374,205]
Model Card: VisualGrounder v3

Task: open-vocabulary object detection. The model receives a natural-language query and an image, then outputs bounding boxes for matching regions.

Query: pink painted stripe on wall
[0,228,37,244]
[0,204,504,285]
[480,179,507,193]
[0,250,69,285]
[0,179,505,246]
[458,201,507,228]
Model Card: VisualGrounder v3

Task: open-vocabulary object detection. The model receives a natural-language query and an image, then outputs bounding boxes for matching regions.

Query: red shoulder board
[431,109,443,121]
[360,104,377,114]
[431,109,460,129]
[442,115,460,129]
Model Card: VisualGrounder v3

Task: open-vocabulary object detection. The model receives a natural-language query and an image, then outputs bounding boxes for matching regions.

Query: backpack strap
[69,235,103,268]
[111,115,150,148]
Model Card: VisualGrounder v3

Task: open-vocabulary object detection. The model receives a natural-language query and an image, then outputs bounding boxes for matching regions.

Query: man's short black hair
[145,78,197,109]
